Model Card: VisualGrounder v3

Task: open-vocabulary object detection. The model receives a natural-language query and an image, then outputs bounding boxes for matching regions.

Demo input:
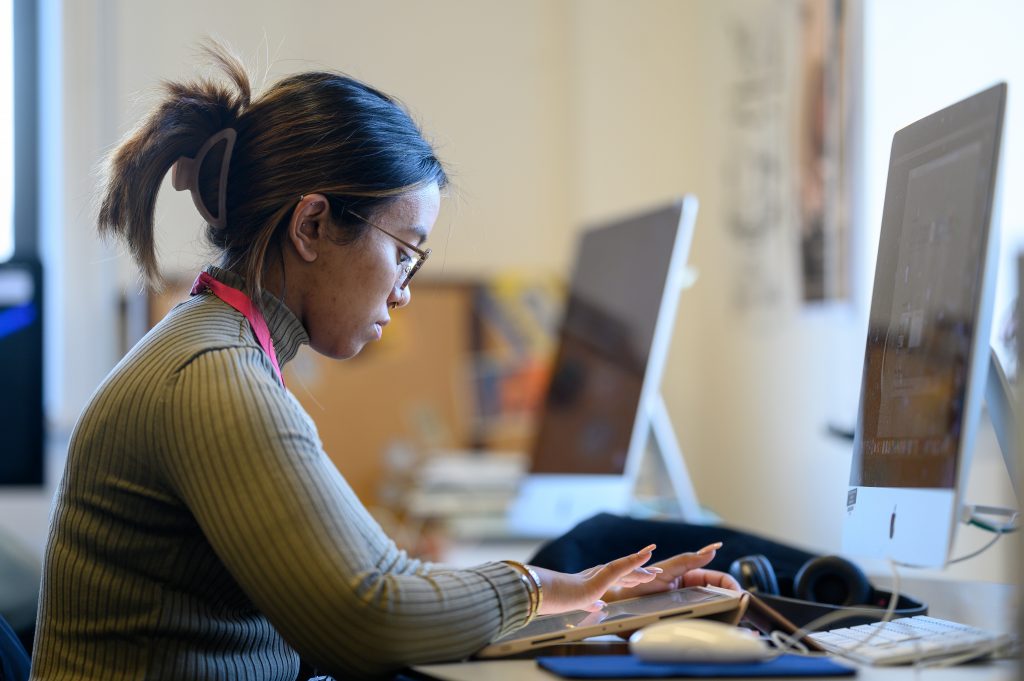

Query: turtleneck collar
[202,266,309,366]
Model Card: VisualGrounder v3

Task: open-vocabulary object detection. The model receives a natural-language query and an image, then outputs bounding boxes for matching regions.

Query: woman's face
[297,183,441,359]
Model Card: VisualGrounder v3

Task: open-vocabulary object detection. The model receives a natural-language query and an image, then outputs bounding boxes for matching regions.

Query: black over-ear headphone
[728,554,928,629]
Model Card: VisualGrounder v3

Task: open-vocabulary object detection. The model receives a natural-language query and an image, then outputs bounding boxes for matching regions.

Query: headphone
[728,554,928,629]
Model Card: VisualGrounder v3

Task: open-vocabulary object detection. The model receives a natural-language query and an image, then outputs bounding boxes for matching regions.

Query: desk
[410,658,1017,680]
[410,578,1019,681]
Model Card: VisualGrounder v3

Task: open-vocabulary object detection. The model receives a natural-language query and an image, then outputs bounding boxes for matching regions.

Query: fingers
[589,544,658,592]
[649,542,722,575]
[614,565,664,588]
[698,541,723,555]
[681,568,742,591]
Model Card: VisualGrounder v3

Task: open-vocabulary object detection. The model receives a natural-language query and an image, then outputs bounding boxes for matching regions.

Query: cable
[765,544,1015,668]
[895,514,1014,568]
[765,559,902,660]
[946,529,1008,565]
[966,507,1019,534]
[968,518,1016,533]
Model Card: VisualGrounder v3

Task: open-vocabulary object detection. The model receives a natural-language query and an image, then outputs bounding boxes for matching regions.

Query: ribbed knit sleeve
[160,346,530,678]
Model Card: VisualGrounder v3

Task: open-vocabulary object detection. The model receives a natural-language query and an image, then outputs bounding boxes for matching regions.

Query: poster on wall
[797,0,849,302]
[725,0,855,310]
[723,3,789,315]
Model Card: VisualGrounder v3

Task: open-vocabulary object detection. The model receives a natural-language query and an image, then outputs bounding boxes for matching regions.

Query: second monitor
[507,197,707,537]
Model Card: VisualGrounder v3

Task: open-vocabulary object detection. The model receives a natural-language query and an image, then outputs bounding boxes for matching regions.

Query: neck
[261,248,305,324]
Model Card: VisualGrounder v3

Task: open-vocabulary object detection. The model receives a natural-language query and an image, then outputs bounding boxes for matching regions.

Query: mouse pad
[536,653,856,678]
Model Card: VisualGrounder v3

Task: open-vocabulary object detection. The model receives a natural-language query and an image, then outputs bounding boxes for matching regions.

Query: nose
[389,283,412,309]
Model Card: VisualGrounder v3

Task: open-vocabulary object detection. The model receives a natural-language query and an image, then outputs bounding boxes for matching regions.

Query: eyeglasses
[348,210,431,290]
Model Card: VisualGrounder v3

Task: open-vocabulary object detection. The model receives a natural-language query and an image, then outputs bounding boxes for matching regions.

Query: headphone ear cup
[793,555,871,607]
[728,554,780,595]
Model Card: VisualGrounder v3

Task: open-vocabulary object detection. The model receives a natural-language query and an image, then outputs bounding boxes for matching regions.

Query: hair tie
[171,128,237,229]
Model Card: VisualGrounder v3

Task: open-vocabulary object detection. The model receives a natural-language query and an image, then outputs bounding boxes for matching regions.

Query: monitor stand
[984,348,1019,501]
[630,393,718,522]
[507,392,715,538]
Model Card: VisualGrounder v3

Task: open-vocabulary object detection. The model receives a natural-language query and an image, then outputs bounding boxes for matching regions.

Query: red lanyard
[190,272,285,387]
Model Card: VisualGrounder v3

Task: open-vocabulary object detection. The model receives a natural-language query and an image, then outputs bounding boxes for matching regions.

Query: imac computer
[844,83,1017,568]
[507,197,706,537]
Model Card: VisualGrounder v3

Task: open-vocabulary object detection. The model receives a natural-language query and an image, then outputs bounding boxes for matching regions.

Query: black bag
[529,513,819,594]
[530,513,926,630]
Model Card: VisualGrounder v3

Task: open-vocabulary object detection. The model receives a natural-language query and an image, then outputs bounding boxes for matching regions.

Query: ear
[286,193,332,263]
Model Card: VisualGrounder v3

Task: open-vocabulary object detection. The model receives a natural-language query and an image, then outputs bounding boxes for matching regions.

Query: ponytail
[97,40,447,301]
[97,42,251,289]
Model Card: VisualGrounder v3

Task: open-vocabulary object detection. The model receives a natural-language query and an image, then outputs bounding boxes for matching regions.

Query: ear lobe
[287,194,330,263]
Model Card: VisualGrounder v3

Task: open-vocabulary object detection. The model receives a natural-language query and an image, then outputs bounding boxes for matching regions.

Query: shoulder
[130,293,280,381]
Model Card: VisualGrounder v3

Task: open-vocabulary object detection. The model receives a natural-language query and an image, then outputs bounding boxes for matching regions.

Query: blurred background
[2,0,1023,645]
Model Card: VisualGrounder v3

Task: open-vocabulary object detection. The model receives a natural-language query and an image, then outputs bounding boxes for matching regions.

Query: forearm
[290,562,530,677]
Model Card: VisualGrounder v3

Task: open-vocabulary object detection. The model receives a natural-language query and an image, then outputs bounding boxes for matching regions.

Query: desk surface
[412,577,1020,681]
[411,658,1017,680]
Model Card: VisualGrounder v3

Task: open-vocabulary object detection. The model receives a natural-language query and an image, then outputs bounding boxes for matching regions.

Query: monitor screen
[845,83,1006,566]
[0,259,44,485]
[854,86,1004,489]
[529,202,688,475]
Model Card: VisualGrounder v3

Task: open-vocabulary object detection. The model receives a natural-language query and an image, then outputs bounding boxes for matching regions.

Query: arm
[159,348,530,677]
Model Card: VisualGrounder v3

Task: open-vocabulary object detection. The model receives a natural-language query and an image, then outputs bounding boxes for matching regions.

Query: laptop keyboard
[806,615,1015,666]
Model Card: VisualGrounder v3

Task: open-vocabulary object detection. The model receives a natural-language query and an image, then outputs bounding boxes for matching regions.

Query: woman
[31,45,738,680]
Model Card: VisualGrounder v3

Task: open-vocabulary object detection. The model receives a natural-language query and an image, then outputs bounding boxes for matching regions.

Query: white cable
[896,520,1009,569]
[771,548,1011,667]
[766,559,902,659]
[764,522,1014,664]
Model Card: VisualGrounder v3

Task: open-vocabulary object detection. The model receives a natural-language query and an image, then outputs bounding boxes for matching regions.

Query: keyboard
[806,615,1016,666]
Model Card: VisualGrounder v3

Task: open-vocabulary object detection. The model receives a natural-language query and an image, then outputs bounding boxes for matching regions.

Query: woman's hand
[529,544,664,614]
[603,542,742,602]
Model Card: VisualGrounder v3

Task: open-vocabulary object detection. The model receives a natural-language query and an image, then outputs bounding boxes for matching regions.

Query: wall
[2,0,1019,589]
[115,0,576,280]
[566,0,867,559]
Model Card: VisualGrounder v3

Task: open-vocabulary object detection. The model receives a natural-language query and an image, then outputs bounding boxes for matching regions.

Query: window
[1,0,12,262]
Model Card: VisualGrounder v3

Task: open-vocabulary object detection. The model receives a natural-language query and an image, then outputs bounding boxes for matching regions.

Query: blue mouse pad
[536,653,856,678]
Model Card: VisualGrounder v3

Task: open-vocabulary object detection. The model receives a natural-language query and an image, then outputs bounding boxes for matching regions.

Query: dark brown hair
[98,42,448,300]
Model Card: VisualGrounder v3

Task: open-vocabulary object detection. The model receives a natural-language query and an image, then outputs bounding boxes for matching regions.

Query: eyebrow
[408,226,429,248]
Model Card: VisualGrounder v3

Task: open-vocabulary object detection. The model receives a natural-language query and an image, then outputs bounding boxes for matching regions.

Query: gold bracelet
[503,560,539,620]
[524,565,543,616]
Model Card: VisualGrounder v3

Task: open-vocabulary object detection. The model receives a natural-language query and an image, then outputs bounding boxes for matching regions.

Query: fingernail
[640,543,656,553]
[697,542,723,555]
[648,567,664,573]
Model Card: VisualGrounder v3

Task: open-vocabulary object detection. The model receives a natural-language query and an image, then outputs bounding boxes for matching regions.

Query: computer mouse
[628,618,773,663]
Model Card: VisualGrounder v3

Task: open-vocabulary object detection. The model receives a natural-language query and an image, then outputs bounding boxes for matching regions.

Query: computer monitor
[0,258,44,485]
[507,197,706,537]
[844,83,1010,568]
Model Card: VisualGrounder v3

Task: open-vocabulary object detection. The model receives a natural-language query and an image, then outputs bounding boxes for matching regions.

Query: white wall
[2,0,1019,590]
[114,0,576,281]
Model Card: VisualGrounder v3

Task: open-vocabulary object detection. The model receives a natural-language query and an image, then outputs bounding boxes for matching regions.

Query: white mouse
[629,618,773,663]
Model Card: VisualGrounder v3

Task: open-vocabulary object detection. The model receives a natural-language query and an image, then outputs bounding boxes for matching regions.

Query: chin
[311,338,365,361]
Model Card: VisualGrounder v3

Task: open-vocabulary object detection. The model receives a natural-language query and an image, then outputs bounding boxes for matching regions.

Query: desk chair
[0,614,30,681]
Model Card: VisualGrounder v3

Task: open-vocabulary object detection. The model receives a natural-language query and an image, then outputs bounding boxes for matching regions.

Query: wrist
[503,560,542,621]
